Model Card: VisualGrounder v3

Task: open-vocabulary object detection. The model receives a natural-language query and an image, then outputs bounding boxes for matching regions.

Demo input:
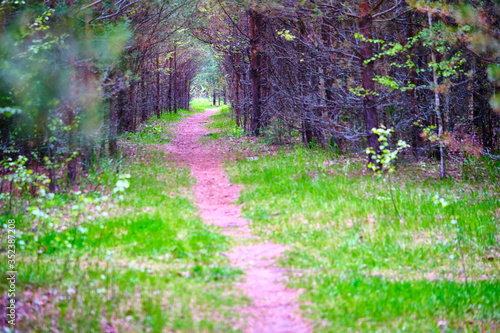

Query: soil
[168,109,311,333]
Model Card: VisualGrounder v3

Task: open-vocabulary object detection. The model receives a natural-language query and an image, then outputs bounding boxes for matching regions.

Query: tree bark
[429,12,445,179]
[141,71,147,122]
[168,56,173,113]
[109,97,118,159]
[156,55,161,118]
[173,45,177,113]
[250,9,263,136]
[213,84,217,106]
[235,54,241,126]
[67,107,77,184]
[359,0,380,166]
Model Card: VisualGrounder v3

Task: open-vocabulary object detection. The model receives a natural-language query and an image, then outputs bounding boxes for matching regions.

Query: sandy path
[168,109,311,333]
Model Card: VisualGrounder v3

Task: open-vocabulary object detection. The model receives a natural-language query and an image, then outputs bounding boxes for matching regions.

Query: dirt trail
[168,109,311,333]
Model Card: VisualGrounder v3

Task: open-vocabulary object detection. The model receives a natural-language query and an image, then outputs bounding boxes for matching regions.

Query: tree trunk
[109,97,118,159]
[67,108,76,184]
[141,72,147,122]
[129,82,137,132]
[187,79,191,110]
[359,0,380,167]
[429,12,445,179]
[468,57,475,129]
[156,55,161,118]
[168,56,173,113]
[250,10,263,136]
[173,45,177,113]
[45,122,56,192]
[213,85,217,106]
[235,54,241,126]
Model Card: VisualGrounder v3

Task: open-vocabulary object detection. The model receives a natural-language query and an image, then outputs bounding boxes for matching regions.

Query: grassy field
[204,109,500,332]
[0,102,243,332]
[231,149,499,332]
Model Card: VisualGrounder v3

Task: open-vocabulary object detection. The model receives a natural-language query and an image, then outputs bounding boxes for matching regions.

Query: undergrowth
[123,109,194,144]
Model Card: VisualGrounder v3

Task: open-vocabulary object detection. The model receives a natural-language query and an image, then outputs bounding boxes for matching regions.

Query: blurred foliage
[0,1,131,146]
[409,0,500,112]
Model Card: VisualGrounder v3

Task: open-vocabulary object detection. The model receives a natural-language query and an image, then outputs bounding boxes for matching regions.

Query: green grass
[201,106,239,141]
[227,147,500,332]
[191,98,216,113]
[206,106,234,131]
[0,113,243,332]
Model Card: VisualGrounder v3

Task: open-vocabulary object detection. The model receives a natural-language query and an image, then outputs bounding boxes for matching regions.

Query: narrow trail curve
[167,109,311,333]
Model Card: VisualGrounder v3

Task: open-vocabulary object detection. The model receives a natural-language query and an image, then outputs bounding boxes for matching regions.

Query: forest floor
[1,101,499,332]
[167,109,311,333]
[200,107,500,332]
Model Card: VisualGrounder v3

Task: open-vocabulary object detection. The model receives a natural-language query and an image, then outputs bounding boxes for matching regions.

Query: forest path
[167,109,311,333]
